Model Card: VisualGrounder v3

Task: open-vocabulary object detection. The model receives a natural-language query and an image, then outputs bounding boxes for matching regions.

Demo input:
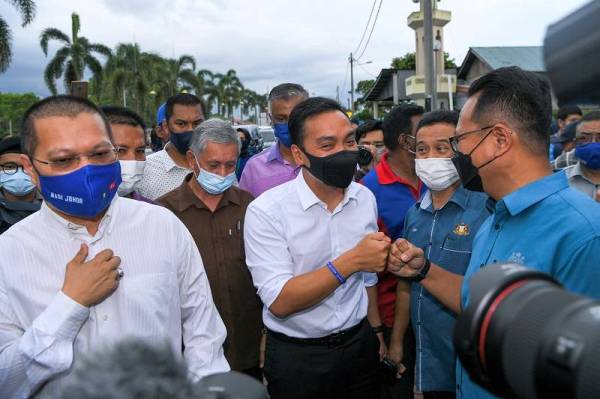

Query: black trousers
[380,323,416,399]
[264,320,381,399]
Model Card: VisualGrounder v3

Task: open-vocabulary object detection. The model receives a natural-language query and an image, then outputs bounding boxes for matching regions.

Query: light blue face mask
[0,170,36,196]
[194,157,236,195]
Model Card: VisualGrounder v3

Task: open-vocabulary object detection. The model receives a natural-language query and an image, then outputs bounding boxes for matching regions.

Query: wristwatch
[412,257,431,282]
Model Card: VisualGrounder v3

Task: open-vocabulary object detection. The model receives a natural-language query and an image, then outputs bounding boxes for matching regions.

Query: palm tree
[0,0,36,73]
[154,55,197,98]
[40,12,112,94]
[101,43,164,115]
[214,69,243,118]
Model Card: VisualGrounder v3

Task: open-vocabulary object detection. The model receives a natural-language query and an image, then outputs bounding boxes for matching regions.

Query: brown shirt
[158,174,263,370]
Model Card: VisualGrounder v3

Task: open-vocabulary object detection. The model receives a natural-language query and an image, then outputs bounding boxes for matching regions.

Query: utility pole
[423,0,437,111]
[349,53,355,112]
[336,85,340,103]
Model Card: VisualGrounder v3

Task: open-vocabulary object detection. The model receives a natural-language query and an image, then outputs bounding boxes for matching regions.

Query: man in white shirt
[244,97,391,399]
[0,95,229,398]
[137,93,205,200]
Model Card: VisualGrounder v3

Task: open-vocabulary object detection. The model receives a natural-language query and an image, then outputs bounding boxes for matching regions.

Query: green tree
[356,80,375,98]
[154,55,197,98]
[40,12,112,94]
[0,0,36,73]
[391,52,416,70]
[0,92,39,136]
[391,51,457,70]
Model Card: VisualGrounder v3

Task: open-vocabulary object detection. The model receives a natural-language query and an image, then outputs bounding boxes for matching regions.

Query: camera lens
[357,146,373,167]
[454,263,600,399]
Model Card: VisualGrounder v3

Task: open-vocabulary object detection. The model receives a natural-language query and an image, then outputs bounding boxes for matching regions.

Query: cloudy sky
[0,0,589,105]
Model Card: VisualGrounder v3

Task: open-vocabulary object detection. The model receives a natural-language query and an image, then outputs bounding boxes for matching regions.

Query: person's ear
[20,154,40,188]
[291,144,309,167]
[186,150,198,172]
[492,123,513,157]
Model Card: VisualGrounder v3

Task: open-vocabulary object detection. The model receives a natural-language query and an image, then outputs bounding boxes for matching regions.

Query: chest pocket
[437,234,473,275]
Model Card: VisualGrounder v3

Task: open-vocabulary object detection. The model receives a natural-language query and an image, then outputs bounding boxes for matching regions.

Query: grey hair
[52,339,200,399]
[190,118,241,155]
[267,83,309,114]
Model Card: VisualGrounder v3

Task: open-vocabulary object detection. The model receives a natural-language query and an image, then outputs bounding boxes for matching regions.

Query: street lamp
[349,54,373,112]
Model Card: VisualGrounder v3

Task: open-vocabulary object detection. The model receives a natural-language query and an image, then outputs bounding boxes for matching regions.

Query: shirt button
[103,315,108,321]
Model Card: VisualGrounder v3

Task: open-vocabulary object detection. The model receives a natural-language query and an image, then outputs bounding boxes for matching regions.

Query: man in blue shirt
[387,66,600,399]
[390,110,489,399]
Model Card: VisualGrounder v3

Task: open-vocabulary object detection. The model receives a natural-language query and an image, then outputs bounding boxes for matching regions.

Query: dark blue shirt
[404,186,489,392]
[457,171,600,399]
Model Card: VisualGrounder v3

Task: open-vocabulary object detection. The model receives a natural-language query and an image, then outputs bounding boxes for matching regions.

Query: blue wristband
[327,261,346,284]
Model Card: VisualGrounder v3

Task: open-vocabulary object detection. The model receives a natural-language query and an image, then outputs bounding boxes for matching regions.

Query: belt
[267,319,366,347]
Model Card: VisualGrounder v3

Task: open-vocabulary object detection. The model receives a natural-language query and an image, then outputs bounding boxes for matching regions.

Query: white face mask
[118,160,145,196]
[415,157,460,191]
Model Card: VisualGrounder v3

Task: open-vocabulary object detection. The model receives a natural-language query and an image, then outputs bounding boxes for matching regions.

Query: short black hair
[355,119,383,142]
[382,104,424,150]
[0,136,24,156]
[416,110,459,133]
[288,97,347,148]
[268,83,309,103]
[468,66,552,156]
[579,110,600,124]
[557,105,583,121]
[101,106,147,131]
[21,95,112,157]
[165,93,205,123]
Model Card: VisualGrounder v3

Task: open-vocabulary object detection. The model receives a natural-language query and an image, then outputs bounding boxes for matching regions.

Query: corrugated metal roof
[471,46,545,71]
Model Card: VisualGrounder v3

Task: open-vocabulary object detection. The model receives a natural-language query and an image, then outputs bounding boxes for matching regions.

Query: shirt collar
[565,162,591,181]
[500,171,568,216]
[418,185,470,211]
[41,195,119,242]
[171,173,241,213]
[157,148,188,172]
[375,153,422,187]
[295,169,359,212]
[266,143,284,163]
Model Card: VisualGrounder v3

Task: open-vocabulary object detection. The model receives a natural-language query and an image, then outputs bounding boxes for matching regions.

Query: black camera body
[454,263,600,399]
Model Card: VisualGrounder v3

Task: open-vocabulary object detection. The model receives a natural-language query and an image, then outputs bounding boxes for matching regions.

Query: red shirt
[362,153,424,327]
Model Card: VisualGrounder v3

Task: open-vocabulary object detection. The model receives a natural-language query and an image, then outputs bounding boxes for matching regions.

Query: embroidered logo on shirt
[508,251,526,265]
[453,223,470,236]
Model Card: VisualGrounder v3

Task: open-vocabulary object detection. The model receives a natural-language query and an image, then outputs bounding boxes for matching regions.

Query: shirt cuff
[33,291,90,341]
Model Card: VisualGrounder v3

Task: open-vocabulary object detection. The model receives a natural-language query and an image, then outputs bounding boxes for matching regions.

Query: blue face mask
[170,130,194,154]
[274,123,292,148]
[39,162,122,218]
[0,170,36,196]
[194,156,236,195]
[575,142,600,170]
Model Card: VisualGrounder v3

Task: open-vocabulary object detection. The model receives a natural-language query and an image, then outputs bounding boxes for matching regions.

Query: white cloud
[0,0,590,104]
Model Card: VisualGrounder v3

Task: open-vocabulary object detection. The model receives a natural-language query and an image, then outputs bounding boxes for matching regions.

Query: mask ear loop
[398,134,416,155]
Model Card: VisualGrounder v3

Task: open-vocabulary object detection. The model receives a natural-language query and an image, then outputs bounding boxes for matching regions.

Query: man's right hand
[387,238,426,278]
[387,342,407,379]
[346,232,391,274]
[62,244,122,307]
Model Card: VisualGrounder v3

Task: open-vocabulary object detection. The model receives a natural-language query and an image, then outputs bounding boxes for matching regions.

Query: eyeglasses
[449,126,494,152]
[0,163,25,175]
[33,148,118,172]
[575,132,600,145]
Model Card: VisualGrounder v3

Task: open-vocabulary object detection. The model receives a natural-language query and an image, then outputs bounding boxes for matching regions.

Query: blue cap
[156,103,166,125]
[551,121,578,144]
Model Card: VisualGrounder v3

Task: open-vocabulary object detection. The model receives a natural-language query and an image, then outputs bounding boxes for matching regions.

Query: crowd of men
[0,66,599,399]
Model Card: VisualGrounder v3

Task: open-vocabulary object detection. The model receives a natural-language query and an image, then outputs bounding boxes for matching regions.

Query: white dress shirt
[0,196,229,398]
[137,149,191,200]
[244,170,378,339]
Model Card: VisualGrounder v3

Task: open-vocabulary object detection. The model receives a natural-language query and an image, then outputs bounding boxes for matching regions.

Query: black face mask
[303,149,359,189]
[170,130,194,154]
[451,129,496,193]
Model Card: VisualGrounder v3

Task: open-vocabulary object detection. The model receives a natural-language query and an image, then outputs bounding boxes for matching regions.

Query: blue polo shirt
[404,186,489,393]
[457,170,600,399]
[362,153,426,326]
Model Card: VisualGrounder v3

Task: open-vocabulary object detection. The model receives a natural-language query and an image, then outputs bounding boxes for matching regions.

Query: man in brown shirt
[158,118,263,378]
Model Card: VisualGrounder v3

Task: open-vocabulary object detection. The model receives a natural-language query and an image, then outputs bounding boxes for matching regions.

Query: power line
[357,62,377,78]
[352,0,378,56]
[356,0,384,61]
